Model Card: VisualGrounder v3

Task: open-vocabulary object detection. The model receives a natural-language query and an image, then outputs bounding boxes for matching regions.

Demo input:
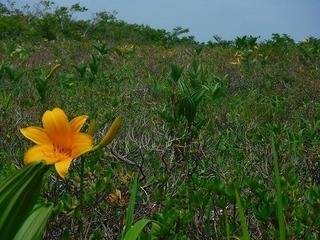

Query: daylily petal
[42,108,72,146]
[55,158,73,179]
[20,127,51,145]
[70,115,88,133]
[24,145,57,165]
[72,133,93,158]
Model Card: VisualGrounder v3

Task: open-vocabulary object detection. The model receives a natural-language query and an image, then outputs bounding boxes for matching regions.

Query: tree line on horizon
[2,0,316,48]
[0,0,201,46]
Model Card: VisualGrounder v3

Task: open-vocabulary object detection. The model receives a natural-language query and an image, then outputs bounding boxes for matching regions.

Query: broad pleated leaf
[0,161,48,239]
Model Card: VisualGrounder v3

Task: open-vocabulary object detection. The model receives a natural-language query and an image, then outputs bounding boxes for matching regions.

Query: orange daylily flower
[20,108,93,179]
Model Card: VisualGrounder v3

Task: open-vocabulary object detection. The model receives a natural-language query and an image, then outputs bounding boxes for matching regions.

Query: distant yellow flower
[130,44,135,50]
[234,51,242,58]
[120,46,126,53]
[83,42,89,49]
[297,66,305,73]
[229,60,240,65]
[109,189,122,203]
[20,108,93,179]
[229,51,242,65]
[167,50,174,57]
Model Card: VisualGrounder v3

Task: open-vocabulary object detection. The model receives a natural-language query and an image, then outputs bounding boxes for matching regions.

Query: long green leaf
[121,176,139,239]
[225,214,230,240]
[123,219,151,240]
[178,79,191,96]
[191,85,208,106]
[14,198,53,240]
[170,63,184,82]
[235,189,250,240]
[179,96,196,124]
[0,161,48,239]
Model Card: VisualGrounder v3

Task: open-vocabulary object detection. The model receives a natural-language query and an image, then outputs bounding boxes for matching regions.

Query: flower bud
[92,118,121,151]
[87,119,96,136]
[46,64,61,80]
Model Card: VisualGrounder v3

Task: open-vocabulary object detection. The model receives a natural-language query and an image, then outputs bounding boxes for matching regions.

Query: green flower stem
[79,156,85,240]
[90,144,102,152]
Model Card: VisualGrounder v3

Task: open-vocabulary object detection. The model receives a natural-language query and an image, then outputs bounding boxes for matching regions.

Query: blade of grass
[121,176,139,240]
[235,189,250,240]
[225,213,230,240]
[123,219,151,240]
[271,134,286,240]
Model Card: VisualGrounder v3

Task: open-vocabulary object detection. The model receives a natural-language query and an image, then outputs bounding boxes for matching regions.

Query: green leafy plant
[35,64,61,105]
[3,65,23,82]
[235,189,250,240]
[0,3,320,238]
[14,199,53,240]
[87,54,101,82]
[93,43,109,56]
[0,90,10,111]
[121,177,152,240]
[72,60,87,79]
[0,161,51,239]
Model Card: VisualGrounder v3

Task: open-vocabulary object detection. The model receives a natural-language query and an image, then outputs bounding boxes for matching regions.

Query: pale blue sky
[13,0,320,43]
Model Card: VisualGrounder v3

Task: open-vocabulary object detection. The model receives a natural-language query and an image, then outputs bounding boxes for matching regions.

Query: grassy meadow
[0,2,320,239]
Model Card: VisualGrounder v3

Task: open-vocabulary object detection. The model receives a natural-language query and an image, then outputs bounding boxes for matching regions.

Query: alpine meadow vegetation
[0,1,319,239]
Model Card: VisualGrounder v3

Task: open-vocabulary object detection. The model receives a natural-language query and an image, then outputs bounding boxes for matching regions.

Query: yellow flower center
[52,142,71,162]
